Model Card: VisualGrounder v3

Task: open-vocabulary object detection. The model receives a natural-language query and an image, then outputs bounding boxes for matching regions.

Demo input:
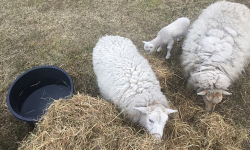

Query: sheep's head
[134,104,177,140]
[143,41,155,54]
[197,89,232,111]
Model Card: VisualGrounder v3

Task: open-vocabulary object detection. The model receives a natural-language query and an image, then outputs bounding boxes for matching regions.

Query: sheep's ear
[222,90,232,95]
[134,107,150,114]
[197,90,207,95]
[142,41,148,44]
[165,108,178,115]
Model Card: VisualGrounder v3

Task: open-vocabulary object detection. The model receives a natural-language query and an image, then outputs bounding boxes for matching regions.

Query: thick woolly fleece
[181,1,250,92]
[93,35,170,122]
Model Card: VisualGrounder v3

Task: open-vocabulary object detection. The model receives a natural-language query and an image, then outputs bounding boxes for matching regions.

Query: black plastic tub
[7,66,74,125]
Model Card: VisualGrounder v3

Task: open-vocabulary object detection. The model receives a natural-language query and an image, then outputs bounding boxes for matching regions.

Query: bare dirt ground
[1,0,250,149]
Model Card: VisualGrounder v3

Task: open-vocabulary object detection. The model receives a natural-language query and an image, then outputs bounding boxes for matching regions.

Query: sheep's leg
[166,40,174,59]
[156,46,162,52]
[177,36,183,42]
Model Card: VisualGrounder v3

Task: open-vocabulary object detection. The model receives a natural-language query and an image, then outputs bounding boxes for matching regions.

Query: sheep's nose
[205,102,216,112]
[145,50,151,54]
[152,133,162,140]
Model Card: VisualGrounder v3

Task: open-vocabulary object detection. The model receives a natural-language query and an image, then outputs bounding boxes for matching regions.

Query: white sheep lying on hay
[143,17,190,59]
[93,35,177,140]
[181,1,250,111]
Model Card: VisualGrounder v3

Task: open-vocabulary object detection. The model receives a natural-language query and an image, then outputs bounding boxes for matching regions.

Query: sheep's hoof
[165,56,171,59]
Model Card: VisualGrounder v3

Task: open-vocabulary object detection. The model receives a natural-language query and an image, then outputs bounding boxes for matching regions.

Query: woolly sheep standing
[181,1,250,111]
[143,17,190,59]
[93,35,177,140]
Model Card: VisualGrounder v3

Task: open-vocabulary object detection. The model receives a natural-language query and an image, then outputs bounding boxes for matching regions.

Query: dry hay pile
[19,94,159,150]
[19,93,247,150]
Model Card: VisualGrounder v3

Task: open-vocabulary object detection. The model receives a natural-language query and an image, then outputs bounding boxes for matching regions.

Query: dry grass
[1,0,250,149]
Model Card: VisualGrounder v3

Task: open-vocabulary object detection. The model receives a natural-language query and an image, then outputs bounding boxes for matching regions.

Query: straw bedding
[19,93,247,150]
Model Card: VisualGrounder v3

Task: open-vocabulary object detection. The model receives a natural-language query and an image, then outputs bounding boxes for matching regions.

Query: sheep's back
[93,35,160,105]
[159,18,190,41]
[181,1,250,82]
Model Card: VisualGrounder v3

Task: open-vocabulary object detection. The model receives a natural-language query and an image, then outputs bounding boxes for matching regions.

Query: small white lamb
[181,1,250,111]
[93,35,177,140]
[143,17,190,59]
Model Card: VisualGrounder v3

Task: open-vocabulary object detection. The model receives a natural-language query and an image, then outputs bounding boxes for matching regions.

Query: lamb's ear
[222,90,232,95]
[197,90,207,95]
[134,107,150,114]
[165,108,178,115]
[142,41,148,44]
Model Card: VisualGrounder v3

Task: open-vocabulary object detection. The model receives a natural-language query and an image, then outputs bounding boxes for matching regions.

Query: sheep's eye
[149,119,154,123]
[150,46,153,48]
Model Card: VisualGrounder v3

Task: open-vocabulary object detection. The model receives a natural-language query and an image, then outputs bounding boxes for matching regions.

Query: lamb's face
[197,89,232,111]
[134,105,177,140]
[143,41,155,54]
